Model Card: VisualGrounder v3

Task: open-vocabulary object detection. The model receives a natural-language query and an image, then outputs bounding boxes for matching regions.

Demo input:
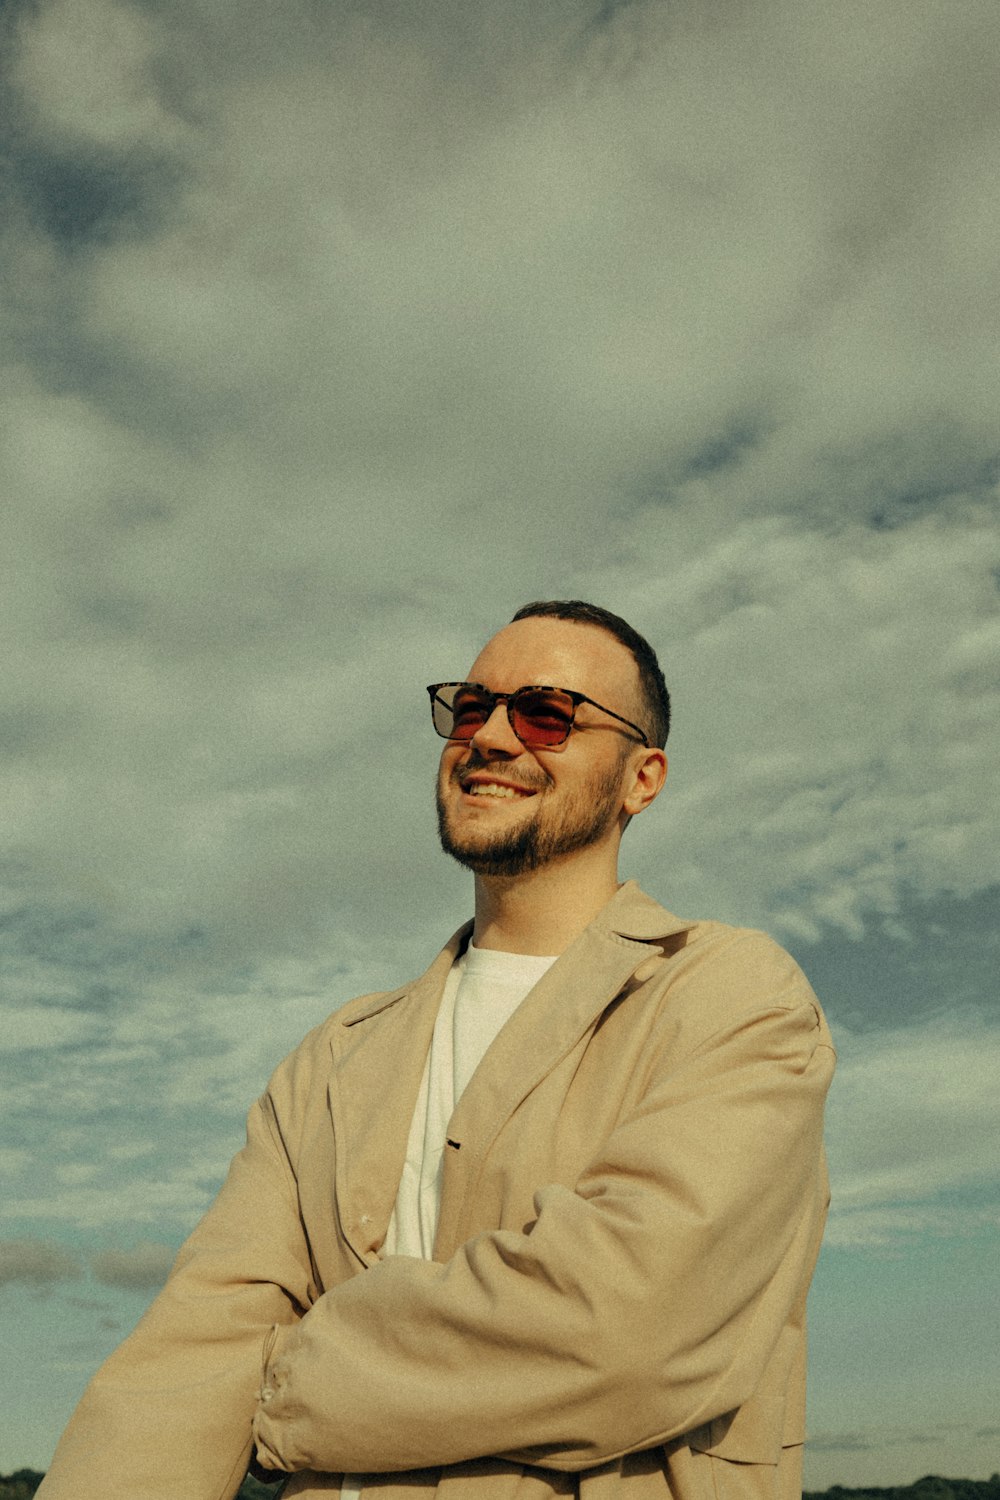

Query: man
[39,600,835,1500]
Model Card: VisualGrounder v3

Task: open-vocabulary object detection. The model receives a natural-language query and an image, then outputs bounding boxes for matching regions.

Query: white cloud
[2,0,996,964]
[11,0,186,152]
[0,1237,81,1287]
[8,1171,221,1233]
[91,1240,177,1291]
[601,507,1000,938]
[0,1007,101,1053]
[0,0,997,1288]
[824,1013,1000,1245]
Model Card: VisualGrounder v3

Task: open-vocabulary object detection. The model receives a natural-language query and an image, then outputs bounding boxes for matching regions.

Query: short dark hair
[510,600,670,747]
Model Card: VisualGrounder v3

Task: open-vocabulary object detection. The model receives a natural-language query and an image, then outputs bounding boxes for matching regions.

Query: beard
[436,748,630,877]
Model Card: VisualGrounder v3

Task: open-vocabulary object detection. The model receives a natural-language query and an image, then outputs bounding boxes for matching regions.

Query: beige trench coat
[38,883,835,1500]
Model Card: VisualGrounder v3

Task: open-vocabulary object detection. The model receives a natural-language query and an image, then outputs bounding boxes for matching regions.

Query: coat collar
[338,923,470,1028]
[589,878,694,943]
[341,877,692,1031]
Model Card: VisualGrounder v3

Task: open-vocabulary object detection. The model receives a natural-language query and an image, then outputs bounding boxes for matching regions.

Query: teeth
[467,783,527,799]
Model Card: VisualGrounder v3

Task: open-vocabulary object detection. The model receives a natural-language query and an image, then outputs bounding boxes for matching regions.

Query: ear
[622,749,667,818]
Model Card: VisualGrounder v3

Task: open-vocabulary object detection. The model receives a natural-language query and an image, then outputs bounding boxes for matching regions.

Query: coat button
[632,955,662,983]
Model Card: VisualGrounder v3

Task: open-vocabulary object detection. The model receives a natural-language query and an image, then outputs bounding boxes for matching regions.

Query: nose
[469,700,522,758]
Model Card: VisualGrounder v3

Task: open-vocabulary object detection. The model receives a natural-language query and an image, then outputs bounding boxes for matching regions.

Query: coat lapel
[443,926,649,1156]
[449,880,693,1149]
[434,883,694,1256]
[326,923,471,1265]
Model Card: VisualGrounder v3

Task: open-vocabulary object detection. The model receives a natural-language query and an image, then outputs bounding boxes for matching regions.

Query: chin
[437,808,543,878]
[442,845,543,878]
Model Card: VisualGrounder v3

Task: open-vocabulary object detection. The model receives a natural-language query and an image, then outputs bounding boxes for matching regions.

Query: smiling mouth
[460,780,538,799]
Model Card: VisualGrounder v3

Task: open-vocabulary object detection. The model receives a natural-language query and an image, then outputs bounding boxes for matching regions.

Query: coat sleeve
[36,1056,318,1500]
[252,990,835,1476]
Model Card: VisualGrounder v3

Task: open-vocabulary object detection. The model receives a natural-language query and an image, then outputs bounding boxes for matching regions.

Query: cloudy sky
[2,0,998,1488]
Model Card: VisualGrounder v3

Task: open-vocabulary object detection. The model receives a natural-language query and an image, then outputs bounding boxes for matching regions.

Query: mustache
[452,751,551,793]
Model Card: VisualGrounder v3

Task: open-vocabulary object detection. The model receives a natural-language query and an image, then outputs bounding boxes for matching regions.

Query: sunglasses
[427,681,650,749]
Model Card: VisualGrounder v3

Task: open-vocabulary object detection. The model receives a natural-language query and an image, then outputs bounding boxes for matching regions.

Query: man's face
[435,617,646,878]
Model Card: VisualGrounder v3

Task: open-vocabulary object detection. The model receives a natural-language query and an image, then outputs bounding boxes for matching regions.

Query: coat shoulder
[641,915,832,1053]
[261,991,392,1116]
[609,885,820,1014]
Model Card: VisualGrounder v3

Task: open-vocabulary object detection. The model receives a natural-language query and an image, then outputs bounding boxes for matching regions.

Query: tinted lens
[511,689,575,746]
[437,685,492,740]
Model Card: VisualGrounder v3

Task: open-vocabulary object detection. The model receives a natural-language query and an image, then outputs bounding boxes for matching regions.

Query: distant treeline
[3,1470,997,1500]
[0,1472,278,1498]
[804,1478,1000,1500]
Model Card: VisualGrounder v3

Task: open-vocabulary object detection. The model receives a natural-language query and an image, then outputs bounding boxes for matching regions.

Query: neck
[471,843,622,955]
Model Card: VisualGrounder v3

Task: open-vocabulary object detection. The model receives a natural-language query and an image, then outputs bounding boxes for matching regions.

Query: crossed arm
[252,1000,833,1477]
[38,996,833,1498]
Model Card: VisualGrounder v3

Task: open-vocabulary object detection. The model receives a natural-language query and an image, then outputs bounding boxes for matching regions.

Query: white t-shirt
[342,942,558,1496]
